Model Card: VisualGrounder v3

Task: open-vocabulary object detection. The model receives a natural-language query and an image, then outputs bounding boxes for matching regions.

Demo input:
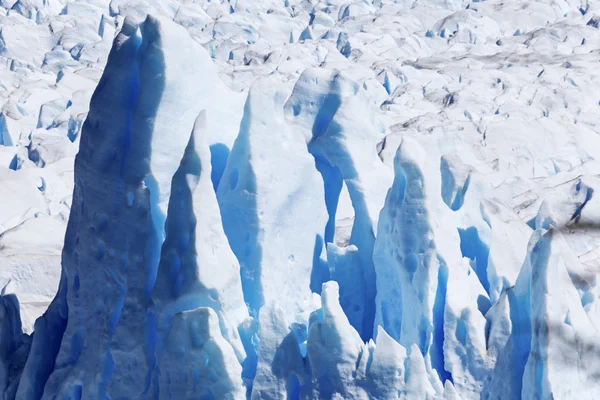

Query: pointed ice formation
[158,307,244,399]
[284,68,393,341]
[307,281,364,398]
[12,15,247,399]
[373,136,491,398]
[152,112,248,363]
[305,281,452,399]
[217,75,328,323]
[484,229,600,399]
[216,75,329,396]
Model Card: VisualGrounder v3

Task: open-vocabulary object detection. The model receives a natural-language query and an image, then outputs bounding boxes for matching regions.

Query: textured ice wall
[13,15,249,399]
[2,6,600,400]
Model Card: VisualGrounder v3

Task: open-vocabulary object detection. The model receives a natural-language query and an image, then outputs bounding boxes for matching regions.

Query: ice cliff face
[15,16,249,400]
[2,0,600,399]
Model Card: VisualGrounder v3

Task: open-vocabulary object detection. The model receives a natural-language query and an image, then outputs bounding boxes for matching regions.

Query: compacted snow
[0,0,600,399]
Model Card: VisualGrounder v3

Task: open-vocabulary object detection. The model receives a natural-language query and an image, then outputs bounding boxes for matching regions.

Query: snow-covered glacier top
[1,0,600,399]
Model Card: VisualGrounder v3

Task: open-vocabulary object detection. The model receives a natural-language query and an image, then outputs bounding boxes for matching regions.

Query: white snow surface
[0,0,599,399]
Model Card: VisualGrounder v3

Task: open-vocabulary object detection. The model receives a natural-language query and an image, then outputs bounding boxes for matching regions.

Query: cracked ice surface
[1,0,600,399]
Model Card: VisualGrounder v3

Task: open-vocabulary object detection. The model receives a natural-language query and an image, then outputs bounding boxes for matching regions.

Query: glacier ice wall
[284,68,393,342]
[216,74,329,398]
[1,3,600,400]
[12,15,249,400]
[373,137,491,395]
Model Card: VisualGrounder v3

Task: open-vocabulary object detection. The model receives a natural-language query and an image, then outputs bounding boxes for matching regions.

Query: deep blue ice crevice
[284,68,393,342]
[152,111,248,377]
[218,94,263,319]
[431,262,452,384]
[474,198,533,304]
[209,143,230,192]
[326,244,366,336]
[312,153,343,245]
[458,227,491,295]
[217,75,329,397]
[373,136,490,397]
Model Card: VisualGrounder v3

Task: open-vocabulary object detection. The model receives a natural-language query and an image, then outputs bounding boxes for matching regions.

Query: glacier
[1,0,600,399]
